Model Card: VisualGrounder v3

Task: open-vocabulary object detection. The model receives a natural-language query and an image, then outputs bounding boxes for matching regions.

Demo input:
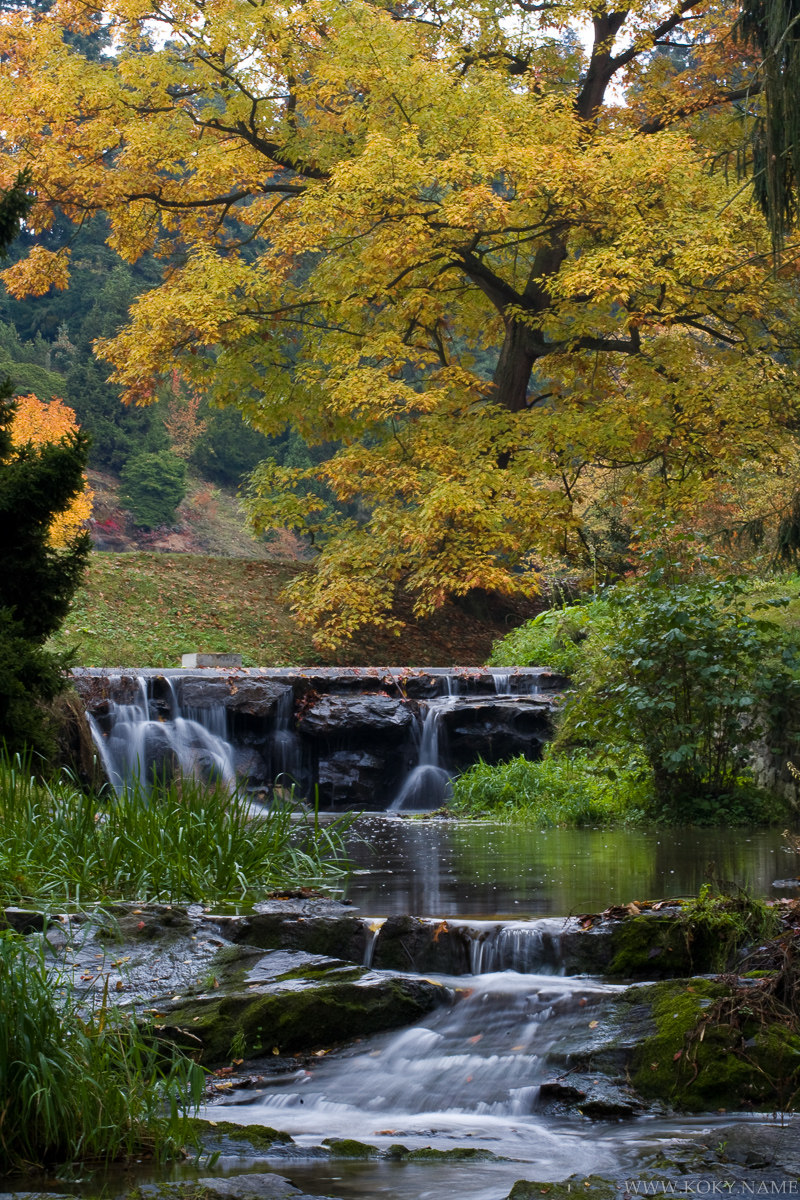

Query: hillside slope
[50,552,535,667]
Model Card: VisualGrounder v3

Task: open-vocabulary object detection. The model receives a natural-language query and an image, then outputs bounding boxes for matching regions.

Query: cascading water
[229,972,622,1136]
[86,672,237,793]
[269,686,306,795]
[389,696,457,811]
[453,919,568,975]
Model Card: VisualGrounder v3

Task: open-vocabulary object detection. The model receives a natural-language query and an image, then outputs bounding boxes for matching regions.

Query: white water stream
[86,674,236,793]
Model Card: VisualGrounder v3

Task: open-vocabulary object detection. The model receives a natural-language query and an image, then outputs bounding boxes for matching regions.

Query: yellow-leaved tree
[0,0,796,643]
[10,394,93,547]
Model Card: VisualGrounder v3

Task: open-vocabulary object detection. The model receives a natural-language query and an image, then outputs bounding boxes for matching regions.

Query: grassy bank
[48,551,530,668]
[0,760,351,906]
[0,928,202,1173]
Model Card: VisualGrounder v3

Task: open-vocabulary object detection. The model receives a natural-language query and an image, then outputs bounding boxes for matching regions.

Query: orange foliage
[10,394,93,546]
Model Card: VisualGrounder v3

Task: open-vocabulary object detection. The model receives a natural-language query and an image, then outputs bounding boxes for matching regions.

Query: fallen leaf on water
[369,1050,381,1057]
[578,998,587,1007]
[466,1075,473,1082]
[468,1034,482,1043]
[137,922,145,930]
[171,995,181,1001]
[588,1021,598,1029]
[375,1130,396,1135]
[512,1044,525,1051]
[232,1058,244,1065]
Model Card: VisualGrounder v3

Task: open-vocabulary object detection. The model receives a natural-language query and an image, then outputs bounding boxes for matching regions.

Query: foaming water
[87,673,236,793]
[223,973,621,1135]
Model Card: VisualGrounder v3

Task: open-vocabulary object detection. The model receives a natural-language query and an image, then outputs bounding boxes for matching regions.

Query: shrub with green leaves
[0,927,203,1173]
[120,451,187,528]
[563,567,800,822]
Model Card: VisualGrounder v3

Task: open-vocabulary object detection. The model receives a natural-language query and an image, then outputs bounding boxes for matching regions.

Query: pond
[342,817,797,916]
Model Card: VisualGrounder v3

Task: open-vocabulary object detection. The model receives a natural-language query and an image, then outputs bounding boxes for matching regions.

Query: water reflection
[343,818,795,916]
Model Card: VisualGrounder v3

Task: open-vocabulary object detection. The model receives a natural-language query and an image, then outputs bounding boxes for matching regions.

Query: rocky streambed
[3,893,800,1199]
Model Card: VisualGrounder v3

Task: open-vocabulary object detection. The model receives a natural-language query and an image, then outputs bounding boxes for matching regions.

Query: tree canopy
[0,0,797,643]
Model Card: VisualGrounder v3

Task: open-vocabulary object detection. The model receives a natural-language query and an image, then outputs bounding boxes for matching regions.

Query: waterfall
[362,918,387,968]
[455,919,565,975]
[86,673,236,794]
[389,697,456,811]
[491,669,540,696]
[269,686,306,796]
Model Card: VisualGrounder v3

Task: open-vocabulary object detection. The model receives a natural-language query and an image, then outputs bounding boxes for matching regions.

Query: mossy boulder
[507,1176,620,1200]
[386,1144,505,1162]
[628,979,800,1111]
[322,1138,380,1159]
[165,972,446,1064]
[188,1120,294,1154]
[604,892,780,977]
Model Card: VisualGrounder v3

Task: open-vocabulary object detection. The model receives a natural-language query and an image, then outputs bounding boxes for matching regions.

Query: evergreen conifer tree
[0,171,91,756]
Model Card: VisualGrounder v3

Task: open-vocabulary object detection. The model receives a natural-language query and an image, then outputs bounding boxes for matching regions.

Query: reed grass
[0,757,352,906]
[0,927,204,1173]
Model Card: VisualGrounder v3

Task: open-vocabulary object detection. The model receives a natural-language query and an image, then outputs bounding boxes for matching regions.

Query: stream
[186,817,799,1199]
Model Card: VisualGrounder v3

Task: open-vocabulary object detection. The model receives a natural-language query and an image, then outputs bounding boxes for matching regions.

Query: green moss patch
[188,1119,293,1153]
[168,975,444,1064]
[630,979,800,1111]
[385,1144,505,1162]
[507,1176,619,1200]
[322,1138,380,1159]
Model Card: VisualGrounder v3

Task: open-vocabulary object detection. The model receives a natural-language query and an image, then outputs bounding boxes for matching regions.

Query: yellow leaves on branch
[1,247,70,298]
[10,394,93,546]
[0,0,794,639]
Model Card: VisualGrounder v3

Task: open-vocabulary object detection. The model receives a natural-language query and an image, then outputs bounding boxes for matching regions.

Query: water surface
[343,817,797,916]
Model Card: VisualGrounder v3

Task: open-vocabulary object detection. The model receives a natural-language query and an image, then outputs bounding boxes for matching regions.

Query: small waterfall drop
[269,686,306,795]
[390,696,456,811]
[86,673,236,793]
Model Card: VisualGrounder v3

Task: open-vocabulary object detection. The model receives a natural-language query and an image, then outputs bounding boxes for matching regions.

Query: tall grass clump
[0,757,352,906]
[0,928,203,1173]
[450,747,650,825]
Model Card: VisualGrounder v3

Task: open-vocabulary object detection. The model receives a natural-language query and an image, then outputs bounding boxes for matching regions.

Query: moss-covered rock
[629,979,800,1111]
[165,972,446,1064]
[507,1176,620,1200]
[385,1144,505,1162]
[321,1138,380,1159]
[188,1120,293,1154]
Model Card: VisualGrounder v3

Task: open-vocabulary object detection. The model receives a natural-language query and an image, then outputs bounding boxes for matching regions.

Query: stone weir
[71,666,566,809]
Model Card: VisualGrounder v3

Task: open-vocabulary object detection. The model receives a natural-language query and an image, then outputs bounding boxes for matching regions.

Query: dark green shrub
[120,450,187,528]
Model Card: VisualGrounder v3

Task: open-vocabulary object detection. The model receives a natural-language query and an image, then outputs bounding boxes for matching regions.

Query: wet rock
[321,1138,381,1159]
[136,1177,327,1200]
[371,915,472,973]
[179,677,289,720]
[164,967,446,1064]
[225,911,368,962]
[298,694,414,739]
[438,697,554,768]
[189,1120,294,1154]
[317,750,388,805]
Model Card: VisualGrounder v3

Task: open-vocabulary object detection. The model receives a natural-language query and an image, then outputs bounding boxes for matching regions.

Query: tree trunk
[492,319,539,412]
